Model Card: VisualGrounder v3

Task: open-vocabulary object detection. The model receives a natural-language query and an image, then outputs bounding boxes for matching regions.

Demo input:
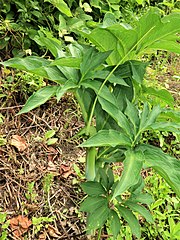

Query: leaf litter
[0,94,87,239]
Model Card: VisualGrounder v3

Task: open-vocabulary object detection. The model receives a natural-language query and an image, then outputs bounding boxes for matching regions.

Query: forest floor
[0,54,179,240]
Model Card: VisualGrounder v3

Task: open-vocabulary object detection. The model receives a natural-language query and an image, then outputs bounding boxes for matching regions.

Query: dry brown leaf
[59,164,73,179]
[62,170,73,178]
[10,135,28,152]
[48,225,61,238]
[10,215,32,238]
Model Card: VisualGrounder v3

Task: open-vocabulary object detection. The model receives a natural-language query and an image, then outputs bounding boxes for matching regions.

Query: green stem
[86,147,97,181]
[97,228,102,240]
[74,91,88,124]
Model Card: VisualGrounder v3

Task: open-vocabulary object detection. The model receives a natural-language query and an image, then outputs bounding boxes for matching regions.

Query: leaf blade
[18,86,58,114]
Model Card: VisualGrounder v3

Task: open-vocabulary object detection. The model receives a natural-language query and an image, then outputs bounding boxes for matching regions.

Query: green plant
[25,182,38,203]
[1,8,180,239]
[141,172,180,239]
[0,136,6,146]
[42,173,54,194]
[0,212,10,240]
[44,129,58,145]
[32,216,54,235]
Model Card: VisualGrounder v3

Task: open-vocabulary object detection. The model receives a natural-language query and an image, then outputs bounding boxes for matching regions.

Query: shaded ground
[0,53,179,239]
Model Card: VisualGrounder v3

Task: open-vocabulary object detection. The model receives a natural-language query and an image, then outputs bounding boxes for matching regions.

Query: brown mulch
[0,93,89,239]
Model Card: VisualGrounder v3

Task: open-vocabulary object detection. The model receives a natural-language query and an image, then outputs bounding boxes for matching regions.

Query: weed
[32,216,55,235]
[0,212,10,240]
[25,182,38,203]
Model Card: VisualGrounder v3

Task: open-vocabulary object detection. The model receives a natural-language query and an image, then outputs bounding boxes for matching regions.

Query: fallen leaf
[10,135,28,152]
[48,225,61,238]
[59,164,73,178]
[62,170,73,179]
[10,215,32,238]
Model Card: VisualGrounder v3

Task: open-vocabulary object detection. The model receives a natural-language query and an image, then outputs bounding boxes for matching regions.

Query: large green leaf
[139,102,150,130]
[32,34,63,58]
[160,109,180,123]
[81,130,131,148]
[87,204,110,230]
[81,181,106,196]
[117,206,141,239]
[2,56,66,83]
[139,104,161,133]
[56,80,77,102]
[94,70,129,86]
[80,196,108,213]
[75,88,95,123]
[142,105,161,129]
[142,86,175,108]
[95,101,120,131]
[50,57,81,68]
[130,61,148,84]
[109,210,121,239]
[80,29,119,65]
[147,122,180,134]
[113,149,144,198]
[139,144,180,198]
[129,193,154,205]
[124,99,140,135]
[3,56,49,70]
[125,201,154,223]
[18,86,58,114]
[81,9,180,64]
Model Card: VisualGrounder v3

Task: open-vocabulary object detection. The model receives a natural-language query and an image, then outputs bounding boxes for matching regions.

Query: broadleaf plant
[2,8,180,240]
